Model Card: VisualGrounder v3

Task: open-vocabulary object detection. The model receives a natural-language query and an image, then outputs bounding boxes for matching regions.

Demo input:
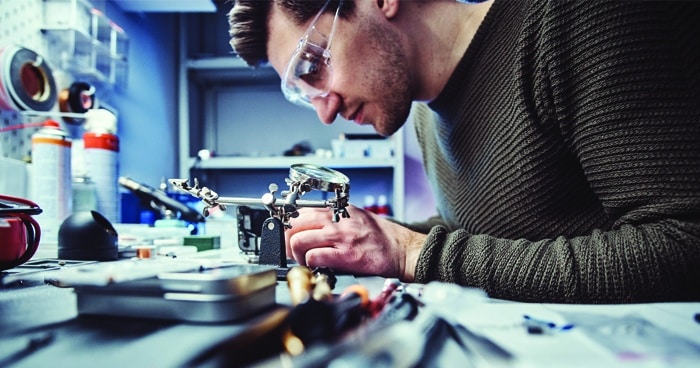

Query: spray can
[83,109,120,223]
[31,119,72,244]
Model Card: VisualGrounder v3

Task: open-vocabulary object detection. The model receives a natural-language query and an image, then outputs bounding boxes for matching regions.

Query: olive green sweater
[411,0,700,303]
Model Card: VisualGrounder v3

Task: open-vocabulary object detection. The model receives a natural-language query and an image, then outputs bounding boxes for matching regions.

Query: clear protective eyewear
[281,0,343,109]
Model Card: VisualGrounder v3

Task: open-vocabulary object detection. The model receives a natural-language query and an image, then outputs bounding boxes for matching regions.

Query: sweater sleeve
[414,1,700,303]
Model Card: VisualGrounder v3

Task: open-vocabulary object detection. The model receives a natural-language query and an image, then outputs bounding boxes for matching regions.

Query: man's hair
[228,0,354,67]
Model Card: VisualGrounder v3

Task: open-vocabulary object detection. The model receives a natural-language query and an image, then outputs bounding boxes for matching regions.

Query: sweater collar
[428,0,502,115]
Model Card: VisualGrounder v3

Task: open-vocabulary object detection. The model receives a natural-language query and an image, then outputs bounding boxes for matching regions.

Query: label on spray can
[31,120,72,245]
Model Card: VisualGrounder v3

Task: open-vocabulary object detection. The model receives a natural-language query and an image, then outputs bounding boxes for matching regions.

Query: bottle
[71,136,97,212]
[72,175,98,212]
[30,119,72,244]
[153,178,187,228]
[375,195,392,217]
[154,209,187,228]
[363,195,378,214]
[83,109,120,223]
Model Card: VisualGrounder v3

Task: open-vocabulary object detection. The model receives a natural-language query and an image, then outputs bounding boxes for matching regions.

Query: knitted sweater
[410,0,700,303]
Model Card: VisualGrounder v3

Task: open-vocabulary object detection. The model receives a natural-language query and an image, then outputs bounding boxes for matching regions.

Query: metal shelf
[112,0,216,13]
[186,56,278,84]
[186,56,250,69]
[189,156,400,170]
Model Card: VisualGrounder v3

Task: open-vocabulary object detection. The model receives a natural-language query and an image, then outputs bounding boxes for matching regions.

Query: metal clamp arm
[169,164,351,225]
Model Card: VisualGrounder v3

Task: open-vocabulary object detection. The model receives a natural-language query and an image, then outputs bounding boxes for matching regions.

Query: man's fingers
[285,208,334,258]
[304,246,352,273]
[288,228,337,265]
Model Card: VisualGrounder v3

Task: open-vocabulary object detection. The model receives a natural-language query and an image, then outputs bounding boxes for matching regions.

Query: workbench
[1,260,699,367]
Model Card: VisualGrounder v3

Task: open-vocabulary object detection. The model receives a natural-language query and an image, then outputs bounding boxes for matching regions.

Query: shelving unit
[177,9,405,220]
[0,0,127,162]
[42,0,128,88]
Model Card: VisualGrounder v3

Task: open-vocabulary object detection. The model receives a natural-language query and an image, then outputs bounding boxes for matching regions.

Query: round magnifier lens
[289,163,349,192]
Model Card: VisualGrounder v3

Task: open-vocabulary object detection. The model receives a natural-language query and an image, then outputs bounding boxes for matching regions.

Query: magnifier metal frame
[288,163,350,193]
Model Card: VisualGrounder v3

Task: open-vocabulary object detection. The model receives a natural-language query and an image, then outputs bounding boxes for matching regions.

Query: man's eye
[296,56,325,85]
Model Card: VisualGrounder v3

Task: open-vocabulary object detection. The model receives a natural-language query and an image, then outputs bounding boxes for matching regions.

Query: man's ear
[376,0,399,19]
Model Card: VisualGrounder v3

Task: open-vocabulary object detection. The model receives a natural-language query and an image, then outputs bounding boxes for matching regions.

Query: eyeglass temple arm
[325,0,343,50]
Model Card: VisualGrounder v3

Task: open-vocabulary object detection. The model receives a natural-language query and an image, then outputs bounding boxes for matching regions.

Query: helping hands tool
[170,164,351,278]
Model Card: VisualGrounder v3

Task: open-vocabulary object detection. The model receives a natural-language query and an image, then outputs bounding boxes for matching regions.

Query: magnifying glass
[289,163,350,193]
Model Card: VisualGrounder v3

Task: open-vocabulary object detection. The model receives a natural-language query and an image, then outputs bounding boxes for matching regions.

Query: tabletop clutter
[1,255,699,367]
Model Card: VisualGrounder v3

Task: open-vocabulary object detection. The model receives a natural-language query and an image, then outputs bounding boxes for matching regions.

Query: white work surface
[346,277,700,368]
[1,249,698,367]
[447,300,699,367]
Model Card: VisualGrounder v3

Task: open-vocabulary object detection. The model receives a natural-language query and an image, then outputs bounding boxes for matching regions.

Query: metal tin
[62,263,278,322]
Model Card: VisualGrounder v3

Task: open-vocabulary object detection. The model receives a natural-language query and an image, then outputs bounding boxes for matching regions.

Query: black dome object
[58,211,118,261]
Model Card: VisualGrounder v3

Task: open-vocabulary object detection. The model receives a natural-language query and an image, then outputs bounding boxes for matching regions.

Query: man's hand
[284,205,425,281]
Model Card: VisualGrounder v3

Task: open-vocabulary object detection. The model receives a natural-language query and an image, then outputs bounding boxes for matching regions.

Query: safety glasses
[281,0,343,109]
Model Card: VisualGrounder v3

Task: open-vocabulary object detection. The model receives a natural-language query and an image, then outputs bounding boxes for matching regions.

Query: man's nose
[311,93,340,125]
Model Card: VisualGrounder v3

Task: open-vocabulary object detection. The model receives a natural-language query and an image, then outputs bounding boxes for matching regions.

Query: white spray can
[31,119,72,245]
[83,109,120,223]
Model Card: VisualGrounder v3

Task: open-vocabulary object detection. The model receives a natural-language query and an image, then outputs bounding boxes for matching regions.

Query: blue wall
[104,3,178,188]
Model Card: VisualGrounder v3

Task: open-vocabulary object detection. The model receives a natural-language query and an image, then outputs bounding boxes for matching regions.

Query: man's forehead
[266,3,305,70]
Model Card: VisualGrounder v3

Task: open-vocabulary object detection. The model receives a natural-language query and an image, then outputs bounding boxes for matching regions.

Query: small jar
[72,175,98,213]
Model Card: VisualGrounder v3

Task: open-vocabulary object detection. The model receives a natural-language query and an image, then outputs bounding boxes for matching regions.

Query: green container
[183,235,221,252]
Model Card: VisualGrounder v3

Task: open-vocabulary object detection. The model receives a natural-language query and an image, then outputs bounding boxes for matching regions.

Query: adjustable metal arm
[169,164,351,279]
[168,178,349,228]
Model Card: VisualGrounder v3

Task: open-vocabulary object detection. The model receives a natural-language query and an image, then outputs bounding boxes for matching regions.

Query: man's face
[266,2,413,136]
